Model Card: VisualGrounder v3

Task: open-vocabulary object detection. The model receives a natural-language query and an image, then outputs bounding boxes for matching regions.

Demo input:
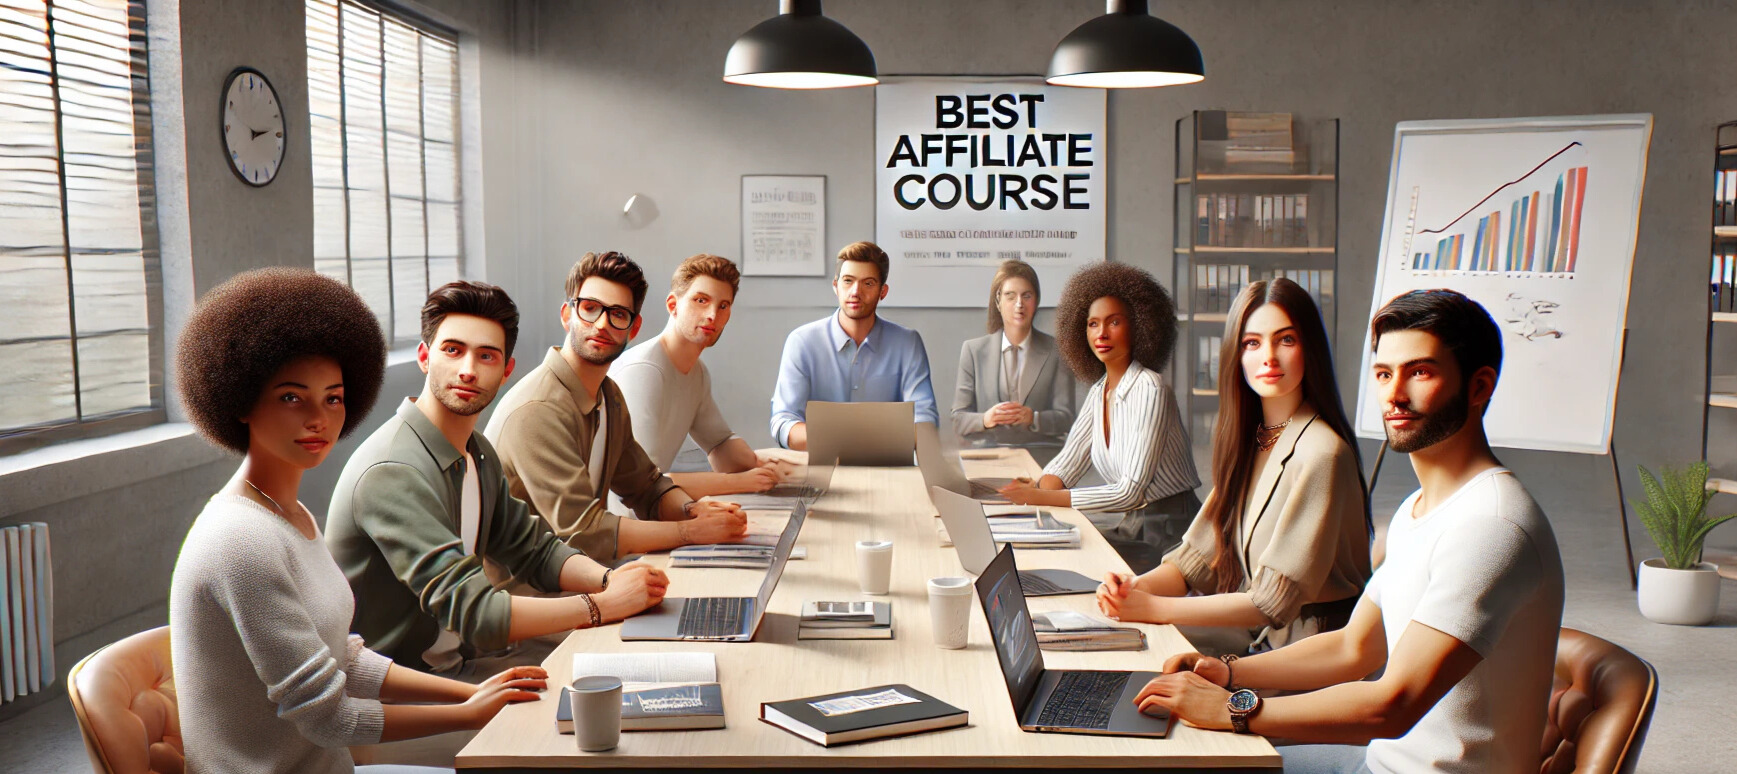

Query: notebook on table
[931,486,1096,596]
[620,502,807,642]
[760,684,966,746]
[976,545,1169,737]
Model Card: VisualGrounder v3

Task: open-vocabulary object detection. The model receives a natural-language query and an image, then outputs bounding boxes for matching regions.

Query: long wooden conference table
[455,448,1279,771]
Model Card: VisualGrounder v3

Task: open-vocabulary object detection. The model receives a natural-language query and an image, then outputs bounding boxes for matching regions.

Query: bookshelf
[1172,111,1339,456]
[1704,121,1737,579]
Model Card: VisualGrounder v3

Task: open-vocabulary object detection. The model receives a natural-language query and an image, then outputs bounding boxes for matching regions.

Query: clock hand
[250,128,268,140]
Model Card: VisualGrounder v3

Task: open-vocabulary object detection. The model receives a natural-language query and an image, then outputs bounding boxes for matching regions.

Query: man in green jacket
[327,281,669,672]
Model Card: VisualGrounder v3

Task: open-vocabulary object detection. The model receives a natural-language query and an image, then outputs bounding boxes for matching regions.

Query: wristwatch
[1227,688,1262,734]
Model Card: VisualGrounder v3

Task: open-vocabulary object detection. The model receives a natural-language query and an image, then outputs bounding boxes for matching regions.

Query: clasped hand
[984,401,1034,429]
[1095,571,1170,623]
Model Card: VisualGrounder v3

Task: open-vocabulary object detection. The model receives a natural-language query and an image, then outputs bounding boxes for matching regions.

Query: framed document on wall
[741,175,827,276]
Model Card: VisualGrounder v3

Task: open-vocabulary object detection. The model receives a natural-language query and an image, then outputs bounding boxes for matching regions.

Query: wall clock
[221,67,287,187]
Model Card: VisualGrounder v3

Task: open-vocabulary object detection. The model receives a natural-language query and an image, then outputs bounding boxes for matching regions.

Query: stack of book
[670,543,806,568]
[798,600,893,640]
[1031,610,1147,652]
[1224,111,1295,167]
[557,652,725,731]
[988,511,1080,549]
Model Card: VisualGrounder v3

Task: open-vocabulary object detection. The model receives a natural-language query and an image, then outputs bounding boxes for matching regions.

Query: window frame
[310,0,463,344]
[0,0,165,457]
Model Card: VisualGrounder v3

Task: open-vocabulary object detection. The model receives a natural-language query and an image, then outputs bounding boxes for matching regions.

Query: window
[307,0,461,343]
[0,0,160,448]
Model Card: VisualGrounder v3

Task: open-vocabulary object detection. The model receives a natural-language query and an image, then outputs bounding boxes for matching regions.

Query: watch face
[222,69,286,186]
[1228,689,1260,713]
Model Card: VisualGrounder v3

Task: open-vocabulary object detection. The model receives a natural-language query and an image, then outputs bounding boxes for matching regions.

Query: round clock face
[222,68,286,186]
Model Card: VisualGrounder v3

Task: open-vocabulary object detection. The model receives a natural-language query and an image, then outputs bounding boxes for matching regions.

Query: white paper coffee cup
[928,576,973,649]
[856,539,894,595]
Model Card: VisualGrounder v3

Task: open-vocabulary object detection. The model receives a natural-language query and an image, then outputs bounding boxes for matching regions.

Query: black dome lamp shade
[723,0,878,89]
[1047,0,1204,88]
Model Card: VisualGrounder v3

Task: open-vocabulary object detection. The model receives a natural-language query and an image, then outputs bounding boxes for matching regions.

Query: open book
[558,652,725,730]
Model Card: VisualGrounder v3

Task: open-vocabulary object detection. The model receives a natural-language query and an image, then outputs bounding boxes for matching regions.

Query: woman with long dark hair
[998,263,1201,574]
[1096,278,1372,654]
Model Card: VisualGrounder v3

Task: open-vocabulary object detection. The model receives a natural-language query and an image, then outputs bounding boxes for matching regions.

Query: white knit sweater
[170,493,392,774]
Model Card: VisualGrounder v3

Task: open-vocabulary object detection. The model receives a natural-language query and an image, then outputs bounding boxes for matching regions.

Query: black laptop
[975,545,1170,737]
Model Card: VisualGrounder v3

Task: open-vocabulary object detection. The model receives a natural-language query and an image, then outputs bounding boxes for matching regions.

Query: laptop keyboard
[1036,671,1129,729]
[970,479,1011,499]
[677,597,746,638]
[1018,571,1064,595]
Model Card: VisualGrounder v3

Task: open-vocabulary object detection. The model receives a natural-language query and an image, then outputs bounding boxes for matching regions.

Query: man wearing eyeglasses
[770,241,939,450]
[486,251,749,563]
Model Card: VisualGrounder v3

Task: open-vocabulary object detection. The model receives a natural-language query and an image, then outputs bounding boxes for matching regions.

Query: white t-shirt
[1363,467,1564,774]
[611,337,737,472]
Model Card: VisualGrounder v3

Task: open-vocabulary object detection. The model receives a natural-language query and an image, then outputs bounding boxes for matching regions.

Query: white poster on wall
[874,76,1106,307]
[1356,114,1652,454]
[741,175,827,276]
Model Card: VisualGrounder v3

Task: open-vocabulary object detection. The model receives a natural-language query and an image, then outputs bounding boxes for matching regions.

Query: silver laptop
[916,422,1014,502]
[720,455,837,511]
[931,486,1096,597]
[619,502,808,642]
[976,545,1169,737]
[807,401,915,467]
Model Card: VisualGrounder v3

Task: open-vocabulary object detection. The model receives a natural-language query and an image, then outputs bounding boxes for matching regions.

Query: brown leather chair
[1540,627,1657,774]
[66,626,183,774]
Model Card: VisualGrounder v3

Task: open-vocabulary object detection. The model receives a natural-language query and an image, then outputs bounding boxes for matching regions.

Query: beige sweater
[1165,408,1372,648]
[170,494,391,773]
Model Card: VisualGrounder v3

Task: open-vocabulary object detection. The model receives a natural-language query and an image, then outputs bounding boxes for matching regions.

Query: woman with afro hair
[169,268,545,774]
[998,262,1201,574]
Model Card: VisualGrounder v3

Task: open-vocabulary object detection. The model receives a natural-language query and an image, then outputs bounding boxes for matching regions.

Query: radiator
[0,522,53,704]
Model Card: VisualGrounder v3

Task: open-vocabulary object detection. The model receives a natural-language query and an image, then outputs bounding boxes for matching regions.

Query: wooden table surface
[455,448,1279,771]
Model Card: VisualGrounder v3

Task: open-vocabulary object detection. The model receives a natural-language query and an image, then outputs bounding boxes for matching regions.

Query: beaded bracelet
[580,593,602,628]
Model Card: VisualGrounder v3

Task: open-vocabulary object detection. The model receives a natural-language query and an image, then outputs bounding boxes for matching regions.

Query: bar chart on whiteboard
[1400,141,1590,277]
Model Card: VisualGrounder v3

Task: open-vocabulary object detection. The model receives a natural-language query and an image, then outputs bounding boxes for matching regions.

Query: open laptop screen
[975,544,1045,716]
[754,501,808,611]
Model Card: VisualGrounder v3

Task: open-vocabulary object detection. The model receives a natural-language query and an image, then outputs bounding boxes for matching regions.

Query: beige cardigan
[1165,406,1372,648]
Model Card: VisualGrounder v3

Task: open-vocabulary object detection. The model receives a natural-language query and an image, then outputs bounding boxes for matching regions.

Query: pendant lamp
[723,0,877,89]
[1047,0,1204,88]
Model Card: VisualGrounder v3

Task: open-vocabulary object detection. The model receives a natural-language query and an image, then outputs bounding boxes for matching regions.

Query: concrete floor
[3,459,1733,772]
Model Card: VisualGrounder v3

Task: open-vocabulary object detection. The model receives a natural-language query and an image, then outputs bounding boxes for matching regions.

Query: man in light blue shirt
[770,241,939,449]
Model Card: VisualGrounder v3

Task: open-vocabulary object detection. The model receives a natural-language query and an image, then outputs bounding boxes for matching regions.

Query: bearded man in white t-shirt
[1133,289,1564,774]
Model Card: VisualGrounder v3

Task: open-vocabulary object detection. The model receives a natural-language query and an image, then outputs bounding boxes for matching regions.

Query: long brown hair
[1203,278,1368,593]
[985,259,1041,333]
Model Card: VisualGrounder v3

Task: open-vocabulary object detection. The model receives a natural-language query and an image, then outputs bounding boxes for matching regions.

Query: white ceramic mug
[571,675,623,752]
[856,539,894,595]
[928,576,973,649]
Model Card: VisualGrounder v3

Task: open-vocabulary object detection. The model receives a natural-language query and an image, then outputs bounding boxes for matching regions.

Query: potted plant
[1632,462,1736,625]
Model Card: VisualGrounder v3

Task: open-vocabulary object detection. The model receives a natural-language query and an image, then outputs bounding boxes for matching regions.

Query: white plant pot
[1637,559,1722,626]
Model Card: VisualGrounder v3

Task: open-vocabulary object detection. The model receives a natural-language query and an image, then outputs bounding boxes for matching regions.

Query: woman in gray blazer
[1096,278,1372,656]
[951,260,1077,457]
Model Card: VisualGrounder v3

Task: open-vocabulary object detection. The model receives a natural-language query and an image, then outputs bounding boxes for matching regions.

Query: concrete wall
[514,0,1735,570]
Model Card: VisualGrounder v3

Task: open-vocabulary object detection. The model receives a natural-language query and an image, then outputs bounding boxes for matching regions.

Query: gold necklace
[244,479,288,516]
[1253,418,1290,452]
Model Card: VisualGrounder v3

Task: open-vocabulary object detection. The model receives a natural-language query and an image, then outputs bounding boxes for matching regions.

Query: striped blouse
[1042,359,1200,512]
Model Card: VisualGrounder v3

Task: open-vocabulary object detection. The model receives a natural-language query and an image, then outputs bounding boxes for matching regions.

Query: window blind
[307,0,460,342]
[0,0,157,440]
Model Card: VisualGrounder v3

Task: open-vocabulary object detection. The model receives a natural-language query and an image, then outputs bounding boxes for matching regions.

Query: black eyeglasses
[570,297,636,330]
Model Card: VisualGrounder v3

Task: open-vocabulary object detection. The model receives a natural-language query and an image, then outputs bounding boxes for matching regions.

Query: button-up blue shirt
[769,313,939,448]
